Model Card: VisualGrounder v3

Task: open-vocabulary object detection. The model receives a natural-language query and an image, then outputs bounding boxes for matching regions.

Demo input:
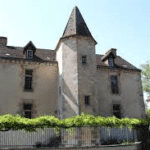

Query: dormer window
[108,57,114,66]
[27,50,33,59]
[23,41,36,59]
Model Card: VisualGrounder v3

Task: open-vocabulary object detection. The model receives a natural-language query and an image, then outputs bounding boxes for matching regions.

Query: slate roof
[0,45,140,71]
[62,6,96,41]
[0,45,56,61]
[96,54,141,72]
[101,50,116,61]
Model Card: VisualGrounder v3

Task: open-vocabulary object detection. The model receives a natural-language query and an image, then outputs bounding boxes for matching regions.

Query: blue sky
[0,0,150,101]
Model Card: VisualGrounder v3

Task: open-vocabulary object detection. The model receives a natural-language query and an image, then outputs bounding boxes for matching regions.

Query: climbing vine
[0,113,149,134]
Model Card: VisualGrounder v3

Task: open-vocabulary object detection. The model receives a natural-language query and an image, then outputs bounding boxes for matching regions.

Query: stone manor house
[0,6,146,120]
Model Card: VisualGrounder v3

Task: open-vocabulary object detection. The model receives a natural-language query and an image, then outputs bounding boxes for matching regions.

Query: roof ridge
[75,6,77,34]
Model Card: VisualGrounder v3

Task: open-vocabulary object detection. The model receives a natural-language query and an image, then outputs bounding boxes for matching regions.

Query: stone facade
[0,59,58,118]
[0,6,146,119]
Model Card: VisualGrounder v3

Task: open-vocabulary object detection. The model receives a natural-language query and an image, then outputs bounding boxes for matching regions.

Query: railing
[0,126,141,148]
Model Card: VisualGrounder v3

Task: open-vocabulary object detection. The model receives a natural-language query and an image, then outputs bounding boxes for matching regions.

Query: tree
[140,61,150,95]
[146,108,150,119]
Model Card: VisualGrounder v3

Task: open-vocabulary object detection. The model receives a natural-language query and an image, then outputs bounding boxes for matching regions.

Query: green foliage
[0,113,149,133]
[121,139,135,145]
[140,61,150,94]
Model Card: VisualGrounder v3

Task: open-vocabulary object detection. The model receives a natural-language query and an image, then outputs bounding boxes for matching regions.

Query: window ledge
[23,89,34,92]
[112,93,119,95]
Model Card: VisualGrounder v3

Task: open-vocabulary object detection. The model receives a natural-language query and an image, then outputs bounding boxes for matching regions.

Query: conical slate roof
[62,6,93,38]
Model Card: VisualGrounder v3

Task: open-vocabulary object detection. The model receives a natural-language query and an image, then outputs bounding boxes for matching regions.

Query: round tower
[56,6,98,119]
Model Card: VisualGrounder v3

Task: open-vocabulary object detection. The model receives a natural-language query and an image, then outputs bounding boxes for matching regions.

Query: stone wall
[96,68,145,118]
[0,59,58,117]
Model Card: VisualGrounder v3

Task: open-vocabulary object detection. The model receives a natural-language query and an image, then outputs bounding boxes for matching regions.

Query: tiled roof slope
[96,54,141,72]
[0,46,140,71]
[0,45,56,61]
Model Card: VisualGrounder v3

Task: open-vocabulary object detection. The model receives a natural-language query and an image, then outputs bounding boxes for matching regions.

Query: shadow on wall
[58,73,79,119]
[35,136,61,148]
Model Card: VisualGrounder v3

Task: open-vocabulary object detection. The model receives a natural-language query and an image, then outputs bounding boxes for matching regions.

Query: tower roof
[62,6,95,39]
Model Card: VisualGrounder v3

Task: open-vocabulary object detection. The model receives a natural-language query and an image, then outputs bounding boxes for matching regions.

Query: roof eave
[55,34,97,51]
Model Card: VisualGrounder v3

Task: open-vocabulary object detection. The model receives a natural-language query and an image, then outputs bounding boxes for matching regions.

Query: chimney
[0,37,7,46]
[106,48,117,57]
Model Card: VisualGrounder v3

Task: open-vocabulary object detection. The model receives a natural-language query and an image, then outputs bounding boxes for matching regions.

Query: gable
[23,41,36,55]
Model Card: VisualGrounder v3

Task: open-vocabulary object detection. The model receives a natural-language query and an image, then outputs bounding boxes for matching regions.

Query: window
[23,104,32,119]
[113,104,121,118]
[85,96,90,105]
[108,58,114,66]
[82,56,86,64]
[110,76,119,94]
[27,50,33,59]
[24,69,33,91]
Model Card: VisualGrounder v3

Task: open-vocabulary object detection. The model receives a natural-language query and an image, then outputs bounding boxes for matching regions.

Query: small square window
[23,104,32,119]
[82,56,86,64]
[25,69,32,75]
[85,96,90,105]
[24,104,32,110]
[24,111,31,119]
